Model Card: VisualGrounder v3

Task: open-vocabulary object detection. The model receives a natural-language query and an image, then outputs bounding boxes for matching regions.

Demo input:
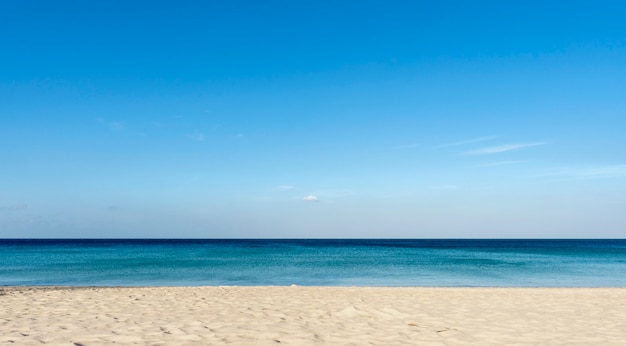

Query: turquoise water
[1,239,625,287]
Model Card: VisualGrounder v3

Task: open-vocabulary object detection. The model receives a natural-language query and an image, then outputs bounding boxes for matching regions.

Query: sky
[1,1,625,238]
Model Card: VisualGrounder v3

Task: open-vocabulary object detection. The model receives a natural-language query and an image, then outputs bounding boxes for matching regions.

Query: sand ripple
[1,286,625,345]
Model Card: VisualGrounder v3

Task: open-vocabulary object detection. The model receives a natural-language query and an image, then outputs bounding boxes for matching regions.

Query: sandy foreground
[1,286,625,345]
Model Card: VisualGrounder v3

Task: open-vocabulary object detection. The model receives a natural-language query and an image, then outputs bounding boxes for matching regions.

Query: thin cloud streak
[476,160,530,167]
[109,122,124,131]
[436,135,498,148]
[96,118,125,131]
[186,132,206,142]
[464,142,545,155]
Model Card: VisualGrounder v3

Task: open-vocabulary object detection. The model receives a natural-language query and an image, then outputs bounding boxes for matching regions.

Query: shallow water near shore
[1,239,625,287]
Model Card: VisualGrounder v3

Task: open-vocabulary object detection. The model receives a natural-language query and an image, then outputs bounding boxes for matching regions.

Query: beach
[2,286,625,345]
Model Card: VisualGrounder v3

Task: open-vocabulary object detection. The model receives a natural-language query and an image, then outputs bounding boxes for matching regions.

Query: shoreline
[3,284,626,289]
[2,286,626,344]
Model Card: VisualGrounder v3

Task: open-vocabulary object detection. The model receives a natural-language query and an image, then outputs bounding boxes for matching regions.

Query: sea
[1,239,625,287]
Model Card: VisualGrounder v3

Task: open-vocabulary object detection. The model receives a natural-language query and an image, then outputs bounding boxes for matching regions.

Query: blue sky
[1,1,625,238]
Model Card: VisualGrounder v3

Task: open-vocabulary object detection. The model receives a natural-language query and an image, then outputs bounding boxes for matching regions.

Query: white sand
[1,286,625,345]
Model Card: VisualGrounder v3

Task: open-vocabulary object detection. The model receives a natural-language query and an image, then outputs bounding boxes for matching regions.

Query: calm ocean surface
[1,239,625,287]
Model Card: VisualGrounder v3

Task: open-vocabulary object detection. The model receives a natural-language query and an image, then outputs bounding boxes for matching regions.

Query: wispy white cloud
[186,132,206,142]
[540,164,626,180]
[464,142,545,155]
[109,122,124,131]
[96,118,125,131]
[436,135,498,148]
[302,195,319,202]
[476,160,530,167]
